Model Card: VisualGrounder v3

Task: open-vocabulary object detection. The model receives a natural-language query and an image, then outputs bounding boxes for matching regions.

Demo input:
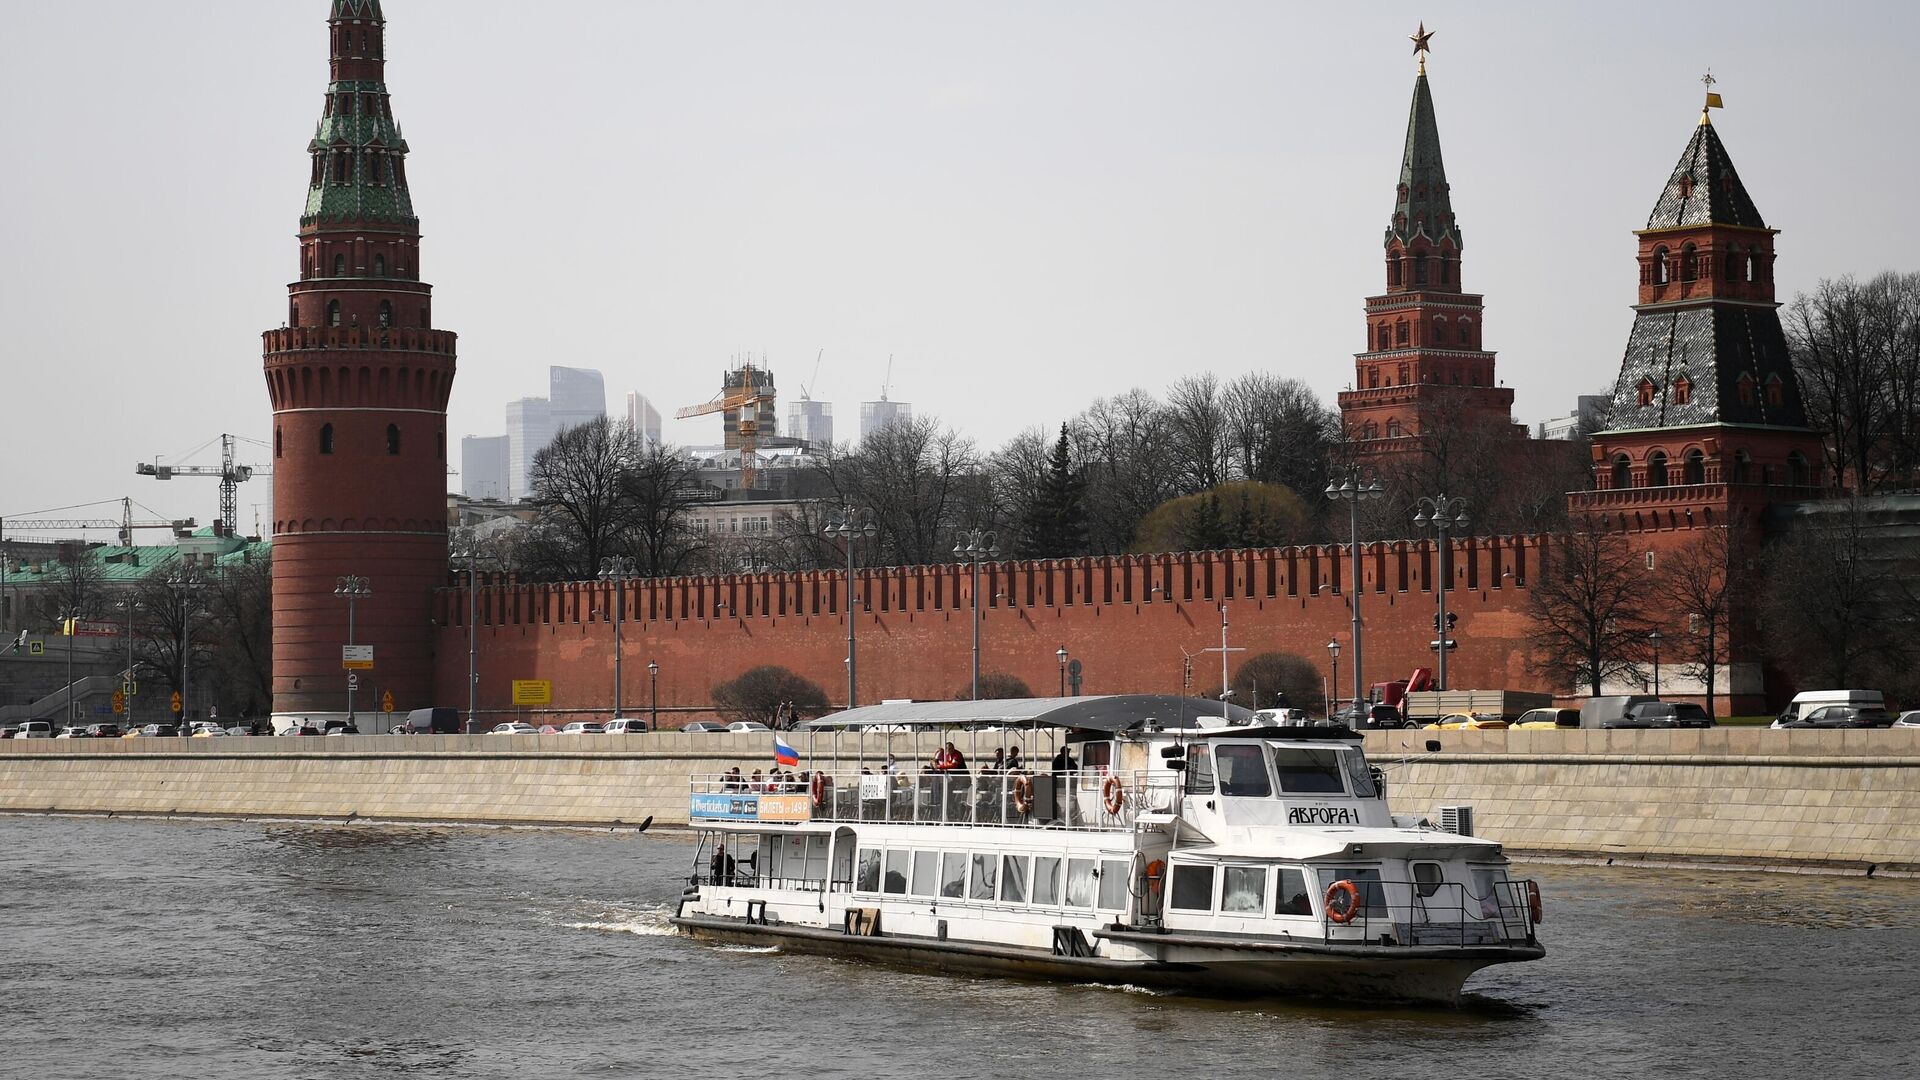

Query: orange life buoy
[1527,879,1543,925]
[1145,859,1165,881]
[1102,775,1125,815]
[810,772,830,808]
[1324,879,1361,924]
[1010,774,1035,814]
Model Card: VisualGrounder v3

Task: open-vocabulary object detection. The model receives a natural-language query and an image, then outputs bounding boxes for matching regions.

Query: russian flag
[773,735,800,767]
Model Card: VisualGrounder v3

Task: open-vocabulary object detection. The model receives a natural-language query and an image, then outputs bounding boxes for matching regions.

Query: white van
[1773,690,1886,728]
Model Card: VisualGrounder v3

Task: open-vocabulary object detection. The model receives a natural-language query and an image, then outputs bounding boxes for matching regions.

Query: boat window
[1341,750,1378,798]
[1083,741,1113,773]
[940,852,967,899]
[911,851,939,897]
[1273,748,1347,794]
[1328,867,1387,916]
[1033,856,1062,905]
[1098,859,1128,911]
[1169,864,1215,911]
[1222,866,1266,914]
[884,850,909,895]
[1412,861,1444,898]
[1000,855,1029,904]
[969,853,998,901]
[1469,866,1506,919]
[1184,744,1215,794]
[1065,858,1097,908]
[856,848,881,893]
[1216,744,1274,797]
[1274,867,1312,916]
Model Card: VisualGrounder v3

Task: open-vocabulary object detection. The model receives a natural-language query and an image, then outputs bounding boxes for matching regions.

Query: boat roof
[805,694,1256,733]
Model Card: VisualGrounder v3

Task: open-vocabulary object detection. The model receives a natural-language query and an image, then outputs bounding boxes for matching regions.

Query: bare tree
[1072,389,1183,553]
[1223,372,1341,499]
[130,570,212,706]
[39,549,107,624]
[1760,498,1918,691]
[526,416,644,580]
[711,665,829,725]
[1524,521,1656,696]
[816,416,981,566]
[1227,651,1324,712]
[1786,272,1920,492]
[1657,528,1742,718]
[624,439,706,577]
[1165,373,1231,492]
[203,554,273,719]
[987,425,1051,546]
[956,673,1034,700]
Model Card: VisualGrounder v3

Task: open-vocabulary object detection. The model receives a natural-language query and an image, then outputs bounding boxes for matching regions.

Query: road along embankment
[2,729,1917,874]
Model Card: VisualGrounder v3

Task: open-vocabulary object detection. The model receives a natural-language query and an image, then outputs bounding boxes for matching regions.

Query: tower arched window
[1653,246,1671,286]
[1612,454,1631,489]
[1749,251,1764,283]
[1681,243,1698,282]
[1673,376,1692,406]
[378,300,393,328]
[1440,255,1453,284]
[1362,421,1379,441]
[1637,378,1656,406]
[1765,374,1784,407]
[386,424,401,455]
[1738,372,1756,405]
[1432,316,1446,343]
[1683,449,1705,485]
[373,255,386,277]
[326,300,341,327]
[1731,449,1752,484]
[275,427,283,459]
[1724,244,1741,281]
[1388,254,1402,286]
[1396,320,1409,346]
[333,152,349,184]
[1386,419,1402,438]
[1787,451,1810,487]
[319,423,335,455]
[332,254,346,276]
[1377,325,1391,351]
[1648,451,1670,487]
[1457,319,1471,345]
[1413,254,1429,284]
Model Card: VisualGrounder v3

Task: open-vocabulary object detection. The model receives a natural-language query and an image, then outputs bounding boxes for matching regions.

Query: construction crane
[0,498,196,546]
[676,362,774,490]
[136,434,269,537]
[799,349,823,402]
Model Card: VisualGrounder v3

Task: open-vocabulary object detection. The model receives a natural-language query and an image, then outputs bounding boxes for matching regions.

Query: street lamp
[1057,646,1069,697]
[1325,467,1384,719]
[115,595,138,725]
[824,507,877,708]
[599,556,638,719]
[166,570,208,723]
[333,575,371,722]
[648,659,660,728]
[451,540,499,734]
[1327,637,1341,720]
[1411,494,1469,691]
[1649,629,1663,697]
[56,608,80,727]
[954,528,1000,700]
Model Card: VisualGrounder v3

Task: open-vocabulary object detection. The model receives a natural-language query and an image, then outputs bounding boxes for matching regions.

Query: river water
[1,815,1913,1080]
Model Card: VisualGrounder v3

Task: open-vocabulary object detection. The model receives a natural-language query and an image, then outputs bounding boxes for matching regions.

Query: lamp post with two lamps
[1057,646,1069,697]
[824,507,877,708]
[1411,494,1469,691]
[168,570,209,723]
[599,556,638,719]
[333,575,371,723]
[1648,629,1663,697]
[648,659,660,728]
[1325,468,1383,719]
[1327,637,1341,720]
[954,528,999,700]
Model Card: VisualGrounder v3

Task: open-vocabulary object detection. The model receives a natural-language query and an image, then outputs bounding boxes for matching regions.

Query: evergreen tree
[1182,492,1230,551]
[1018,424,1089,558]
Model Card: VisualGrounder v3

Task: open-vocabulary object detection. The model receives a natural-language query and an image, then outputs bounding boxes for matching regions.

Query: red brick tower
[1338,41,1522,453]
[263,0,455,720]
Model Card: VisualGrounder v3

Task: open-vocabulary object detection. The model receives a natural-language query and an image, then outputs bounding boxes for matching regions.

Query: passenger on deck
[884,752,901,775]
[1005,746,1025,774]
[944,742,968,772]
[711,847,737,886]
[750,768,765,791]
[982,747,1006,775]
[722,767,744,791]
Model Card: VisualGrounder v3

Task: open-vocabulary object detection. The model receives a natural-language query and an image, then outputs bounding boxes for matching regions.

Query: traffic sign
[111,690,126,715]
[381,690,395,713]
[343,645,374,670]
[347,672,360,690]
[512,679,553,706]
[170,691,183,715]
[29,640,44,655]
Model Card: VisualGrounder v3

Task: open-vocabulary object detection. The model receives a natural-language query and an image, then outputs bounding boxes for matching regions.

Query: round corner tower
[264,0,455,720]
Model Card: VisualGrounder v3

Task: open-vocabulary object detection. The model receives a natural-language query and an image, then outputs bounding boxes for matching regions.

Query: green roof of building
[1385,69,1461,252]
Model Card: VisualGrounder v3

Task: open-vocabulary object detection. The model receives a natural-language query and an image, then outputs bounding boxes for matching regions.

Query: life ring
[1325,879,1361,924]
[1010,774,1035,814]
[1526,880,1543,925]
[1145,859,1165,882]
[1102,775,1125,815]
[810,772,831,808]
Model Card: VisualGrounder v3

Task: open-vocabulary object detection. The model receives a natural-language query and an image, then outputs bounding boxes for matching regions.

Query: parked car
[84,724,123,739]
[401,707,463,734]
[682,721,728,733]
[1514,708,1583,729]
[604,718,650,734]
[323,720,360,736]
[1895,711,1920,729]
[190,726,230,737]
[277,723,321,736]
[54,726,89,739]
[1774,689,1887,727]
[726,721,773,733]
[1252,708,1316,727]
[133,724,181,737]
[14,720,55,739]
[186,721,227,737]
[0,725,21,739]
[1424,713,1509,730]
[1577,695,1658,729]
[1775,705,1895,729]
[558,721,606,735]
[224,726,253,736]
[1612,702,1716,729]
[489,722,540,735]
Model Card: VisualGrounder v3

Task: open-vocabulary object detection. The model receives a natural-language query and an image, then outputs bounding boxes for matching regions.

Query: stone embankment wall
[3,729,1917,873]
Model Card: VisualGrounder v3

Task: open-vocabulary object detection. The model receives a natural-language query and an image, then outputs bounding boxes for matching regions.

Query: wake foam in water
[562,901,675,937]
[713,944,782,954]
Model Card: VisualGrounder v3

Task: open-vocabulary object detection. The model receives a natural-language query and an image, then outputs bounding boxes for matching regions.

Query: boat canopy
[804,694,1257,733]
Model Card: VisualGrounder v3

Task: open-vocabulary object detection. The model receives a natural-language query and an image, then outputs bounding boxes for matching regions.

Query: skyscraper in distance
[627,391,663,444]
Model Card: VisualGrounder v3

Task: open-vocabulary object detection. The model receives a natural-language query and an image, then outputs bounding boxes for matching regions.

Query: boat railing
[1320,878,1539,947]
[689,769,1180,831]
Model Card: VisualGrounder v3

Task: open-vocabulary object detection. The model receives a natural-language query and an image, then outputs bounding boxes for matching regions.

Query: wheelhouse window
[1065,858,1097,908]
[1340,750,1378,798]
[1272,748,1346,794]
[1222,866,1267,914]
[856,848,881,892]
[911,851,938,897]
[1215,744,1273,797]
[1169,864,1215,912]
[1098,859,1128,911]
[1000,855,1029,904]
[1033,856,1062,906]
[939,852,966,899]
[1275,867,1312,916]
[1183,744,1215,794]
[884,850,909,894]
[969,853,997,901]
[1412,862,1444,898]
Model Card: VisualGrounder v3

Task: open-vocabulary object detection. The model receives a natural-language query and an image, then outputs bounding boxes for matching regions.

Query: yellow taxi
[1422,712,1510,730]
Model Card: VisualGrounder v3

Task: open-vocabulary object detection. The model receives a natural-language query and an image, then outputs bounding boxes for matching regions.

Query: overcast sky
[3,1,1916,538]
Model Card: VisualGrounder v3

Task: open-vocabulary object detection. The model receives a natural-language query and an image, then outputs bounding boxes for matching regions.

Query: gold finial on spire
[1411,21,1435,73]
[1700,69,1723,124]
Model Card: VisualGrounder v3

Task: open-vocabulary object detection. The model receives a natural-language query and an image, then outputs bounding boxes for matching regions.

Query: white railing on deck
[689,769,1179,832]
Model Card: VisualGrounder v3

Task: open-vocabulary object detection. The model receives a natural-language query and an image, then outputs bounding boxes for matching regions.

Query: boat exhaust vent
[1438,805,1475,836]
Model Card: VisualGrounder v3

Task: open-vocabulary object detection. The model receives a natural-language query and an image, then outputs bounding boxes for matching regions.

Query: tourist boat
[671,695,1545,1005]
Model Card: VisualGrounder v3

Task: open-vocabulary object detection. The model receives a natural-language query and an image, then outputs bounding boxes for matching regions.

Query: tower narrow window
[387,424,401,455]
[333,153,349,184]
[373,255,386,277]
[1724,244,1741,282]
[1413,255,1429,284]
[1637,378,1656,407]
[1731,450,1751,484]
[333,254,346,276]
[275,427,283,458]
[1683,449,1705,484]
[1432,316,1445,343]
[1648,451,1670,487]
[1749,252,1763,283]
[1765,374,1784,407]
[378,300,393,328]
[1681,243,1698,282]
[1738,372,1756,405]
[319,423,335,455]
[1653,246,1670,286]
[1386,419,1402,438]
[326,300,341,327]
[1673,376,1692,405]
[1787,452,1810,487]
[1612,455,1631,489]
[1396,320,1409,346]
